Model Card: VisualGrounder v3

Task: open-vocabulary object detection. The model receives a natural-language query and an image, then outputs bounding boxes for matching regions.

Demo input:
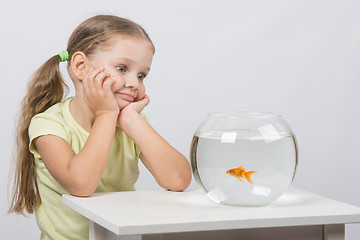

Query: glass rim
[207,112,282,118]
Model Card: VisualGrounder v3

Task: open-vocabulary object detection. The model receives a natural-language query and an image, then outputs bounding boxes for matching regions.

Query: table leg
[323,224,345,240]
[89,220,142,240]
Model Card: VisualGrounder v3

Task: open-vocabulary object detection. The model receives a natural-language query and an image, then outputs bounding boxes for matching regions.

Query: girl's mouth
[116,92,135,102]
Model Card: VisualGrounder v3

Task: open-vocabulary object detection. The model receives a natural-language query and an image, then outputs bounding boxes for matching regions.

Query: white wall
[1,0,360,239]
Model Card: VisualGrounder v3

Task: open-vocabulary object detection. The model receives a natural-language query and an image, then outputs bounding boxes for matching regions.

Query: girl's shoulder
[31,97,73,123]
[28,97,76,142]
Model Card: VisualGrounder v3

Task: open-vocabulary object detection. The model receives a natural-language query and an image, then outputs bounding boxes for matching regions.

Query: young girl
[9,15,192,239]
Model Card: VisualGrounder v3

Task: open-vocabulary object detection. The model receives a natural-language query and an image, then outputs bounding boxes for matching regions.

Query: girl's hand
[82,66,119,117]
[117,94,150,128]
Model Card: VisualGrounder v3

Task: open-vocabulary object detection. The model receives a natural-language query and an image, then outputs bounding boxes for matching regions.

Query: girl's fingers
[140,94,150,106]
[82,67,93,92]
[103,77,115,92]
[90,67,104,90]
[93,71,110,90]
[83,66,111,94]
[81,66,118,115]
[83,67,102,93]
[141,94,150,109]
[132,94,150,113]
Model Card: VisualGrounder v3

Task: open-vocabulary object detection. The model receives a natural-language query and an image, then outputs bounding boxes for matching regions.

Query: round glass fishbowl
[190,112,298,206]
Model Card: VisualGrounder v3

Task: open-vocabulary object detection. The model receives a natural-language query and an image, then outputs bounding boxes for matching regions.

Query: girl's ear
[71,51,88,80]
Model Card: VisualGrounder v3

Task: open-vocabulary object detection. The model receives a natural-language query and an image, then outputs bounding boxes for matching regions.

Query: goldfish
[226,166,257,184]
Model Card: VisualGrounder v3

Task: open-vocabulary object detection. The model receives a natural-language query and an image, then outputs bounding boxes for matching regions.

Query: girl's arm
[34,67,119,197]
[33,112,117,196]
[118,97,192,191]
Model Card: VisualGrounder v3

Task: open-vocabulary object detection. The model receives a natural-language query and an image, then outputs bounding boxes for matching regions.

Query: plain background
[1,0,360,239]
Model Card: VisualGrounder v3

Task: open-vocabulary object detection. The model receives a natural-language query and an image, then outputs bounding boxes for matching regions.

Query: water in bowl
[191,130,298,206]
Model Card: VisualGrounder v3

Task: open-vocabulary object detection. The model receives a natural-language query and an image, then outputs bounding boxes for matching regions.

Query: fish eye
[116,65,127,72]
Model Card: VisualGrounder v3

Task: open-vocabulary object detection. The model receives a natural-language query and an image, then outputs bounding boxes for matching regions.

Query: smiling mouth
[116,92,135,102]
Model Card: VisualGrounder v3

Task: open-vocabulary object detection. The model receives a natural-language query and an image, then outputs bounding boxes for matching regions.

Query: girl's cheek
[135,95,143,102]
[108,76,117,92]
[138,87,146,100]
[104,68,114,79]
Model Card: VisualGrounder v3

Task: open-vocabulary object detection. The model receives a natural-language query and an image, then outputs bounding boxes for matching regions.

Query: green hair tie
[58,50,69,62]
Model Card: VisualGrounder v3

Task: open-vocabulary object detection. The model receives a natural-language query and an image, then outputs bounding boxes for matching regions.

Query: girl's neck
[69,96,96,133]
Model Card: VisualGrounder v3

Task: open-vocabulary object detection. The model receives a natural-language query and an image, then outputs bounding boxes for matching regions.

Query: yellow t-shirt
[29,97,144,240]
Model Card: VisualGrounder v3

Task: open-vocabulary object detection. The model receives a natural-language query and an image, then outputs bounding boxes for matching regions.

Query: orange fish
[226,166,257,184]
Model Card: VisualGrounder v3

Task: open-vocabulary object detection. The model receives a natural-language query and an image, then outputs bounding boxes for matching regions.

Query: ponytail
[9,54,68,214]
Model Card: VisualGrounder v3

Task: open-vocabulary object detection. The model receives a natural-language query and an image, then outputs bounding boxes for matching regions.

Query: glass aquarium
[190,112,298,206]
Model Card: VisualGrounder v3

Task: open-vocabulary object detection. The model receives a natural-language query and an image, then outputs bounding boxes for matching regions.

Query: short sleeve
[28,114,69,156]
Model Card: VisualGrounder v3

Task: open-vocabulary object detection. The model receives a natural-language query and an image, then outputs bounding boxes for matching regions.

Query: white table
[63,187,360,240]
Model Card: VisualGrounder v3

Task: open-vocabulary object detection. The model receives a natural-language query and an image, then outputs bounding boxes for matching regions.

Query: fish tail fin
[245,171,257,184]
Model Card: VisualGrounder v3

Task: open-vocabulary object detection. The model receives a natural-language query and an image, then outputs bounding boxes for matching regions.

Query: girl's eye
[116,65,127,72]
[137,73,146,81]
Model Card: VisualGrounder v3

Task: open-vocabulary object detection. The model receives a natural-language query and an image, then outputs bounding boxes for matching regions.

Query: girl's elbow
[67,178,97,197]
[69,189,93,197]
[68,185,94,197]
[170,182,190,192]
[168,172,192,192]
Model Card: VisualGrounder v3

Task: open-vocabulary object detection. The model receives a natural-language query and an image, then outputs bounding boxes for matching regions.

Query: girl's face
[87,36,154,110]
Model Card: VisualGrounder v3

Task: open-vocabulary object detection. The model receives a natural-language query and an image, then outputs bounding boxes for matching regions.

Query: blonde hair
[9,15,154,215]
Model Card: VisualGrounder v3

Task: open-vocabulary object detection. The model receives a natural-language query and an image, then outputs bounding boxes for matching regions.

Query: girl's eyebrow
[115,57,133,62]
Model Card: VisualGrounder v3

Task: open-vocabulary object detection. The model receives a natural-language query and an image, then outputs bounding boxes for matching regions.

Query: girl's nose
[124,74,139,88]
